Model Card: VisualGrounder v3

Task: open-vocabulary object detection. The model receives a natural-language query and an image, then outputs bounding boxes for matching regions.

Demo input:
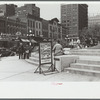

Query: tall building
[88,15,100,27]
[16,4,40,18]
[61,4,88,41]
[0,4,17,17]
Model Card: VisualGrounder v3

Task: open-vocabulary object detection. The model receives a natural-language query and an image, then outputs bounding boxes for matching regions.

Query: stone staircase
[70,49,100,56]
[65,56,100,77]
[25,49,100,77]
[25,52,39,66]
[25,56,39,66]
[25,52,52,70]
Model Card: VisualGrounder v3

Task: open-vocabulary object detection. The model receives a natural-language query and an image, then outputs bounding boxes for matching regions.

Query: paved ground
[0,56,100,82]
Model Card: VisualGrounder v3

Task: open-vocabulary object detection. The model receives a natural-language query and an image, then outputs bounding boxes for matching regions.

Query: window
[39,31,41,35]
[33,21,35,28]
[67,24,69,26]
[67,20,69,22]
[30,21,32,28]
[28,20,29,27]
[39,23,41,29]
[36,22,38,28]
[36,31,38,36]
[58,28,60,33]
[54,22,56,25]
[50,26,52,31]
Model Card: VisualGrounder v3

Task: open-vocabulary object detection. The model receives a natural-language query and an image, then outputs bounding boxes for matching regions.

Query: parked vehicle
[0,48,15,57]
[10,46,18,52]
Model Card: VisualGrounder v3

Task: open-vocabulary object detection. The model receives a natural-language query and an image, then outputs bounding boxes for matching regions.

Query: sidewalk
[0,56,100,81]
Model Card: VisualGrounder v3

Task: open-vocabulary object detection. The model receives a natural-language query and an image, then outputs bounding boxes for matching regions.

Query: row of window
[28,20,41,29]
[36,31,41,36]
[6,27,26,34]
[28,20,35,28]
[36,22,41,29]
[50,26,61,32]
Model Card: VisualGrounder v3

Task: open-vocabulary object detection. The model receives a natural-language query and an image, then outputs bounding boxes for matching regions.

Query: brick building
[0,4,17,17]
[42,19,49,38]
[16,4,40,18]
[0,16,27,36]
[48,18,62,41]
[0,3,64,43]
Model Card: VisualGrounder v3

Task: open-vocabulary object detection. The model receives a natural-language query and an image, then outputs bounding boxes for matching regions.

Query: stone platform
[70,49,100,56]
[25,48,100,77]
[65,55,100,77]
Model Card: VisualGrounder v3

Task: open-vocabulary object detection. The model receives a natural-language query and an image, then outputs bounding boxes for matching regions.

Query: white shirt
[53,43,63,54]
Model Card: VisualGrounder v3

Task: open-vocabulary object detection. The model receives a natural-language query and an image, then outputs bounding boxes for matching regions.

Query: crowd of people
[17,37,98,60]
[84,38,98,48]
[67,38,98,49]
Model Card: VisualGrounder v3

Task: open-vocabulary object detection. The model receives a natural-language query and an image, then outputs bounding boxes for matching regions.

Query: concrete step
[70,52,100,56]
[65,67,100,77]
[71,49,100,52]
[25,58,52,69]
[78,55,100,61]
[29,57,39,62]
[25,59,39,66]
[76,59,100,65]
[70,49,100,56]
[70,63,100,71]
[31,52,39,58]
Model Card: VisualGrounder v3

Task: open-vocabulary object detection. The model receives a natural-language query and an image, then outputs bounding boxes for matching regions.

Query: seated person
[53,40,63,56]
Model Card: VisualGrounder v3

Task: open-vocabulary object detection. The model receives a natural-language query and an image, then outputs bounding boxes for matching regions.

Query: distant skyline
[0,1,100,20]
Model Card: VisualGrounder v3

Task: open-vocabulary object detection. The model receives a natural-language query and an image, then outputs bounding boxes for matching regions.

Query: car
[10,46,18,52]
[0,48,15,57]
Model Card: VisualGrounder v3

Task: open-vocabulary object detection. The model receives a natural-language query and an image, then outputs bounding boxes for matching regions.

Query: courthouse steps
[65,55,100,77]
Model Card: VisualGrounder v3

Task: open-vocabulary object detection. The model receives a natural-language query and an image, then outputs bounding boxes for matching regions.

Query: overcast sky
[1,1,100,20]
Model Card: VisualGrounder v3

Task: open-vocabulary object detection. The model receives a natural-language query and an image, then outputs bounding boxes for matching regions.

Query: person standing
[24,44,30,59]
[18,42,24,59]
[77,39,82,49]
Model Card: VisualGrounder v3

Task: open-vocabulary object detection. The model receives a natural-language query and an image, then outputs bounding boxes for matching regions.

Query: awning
[31,39,37,43]
[21,39,30,42]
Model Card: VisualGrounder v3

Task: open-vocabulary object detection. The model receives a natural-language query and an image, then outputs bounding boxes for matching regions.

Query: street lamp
[5,17,8,34]
[29,30,32,36]
[51,27,55,42]
[65,35,69,47]
[29,30,32,33]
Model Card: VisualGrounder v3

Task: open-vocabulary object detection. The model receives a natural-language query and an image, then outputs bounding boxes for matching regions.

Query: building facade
[0,16,27,36]
[16,4,40,18]
[48,18,62,41]
[61,4,88,42]
[42,19,49,38]
[62,26,68,42]
[0,4,64,43]
[88,15,100,27]
[27,14,42,37]
[0,4,17,17]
